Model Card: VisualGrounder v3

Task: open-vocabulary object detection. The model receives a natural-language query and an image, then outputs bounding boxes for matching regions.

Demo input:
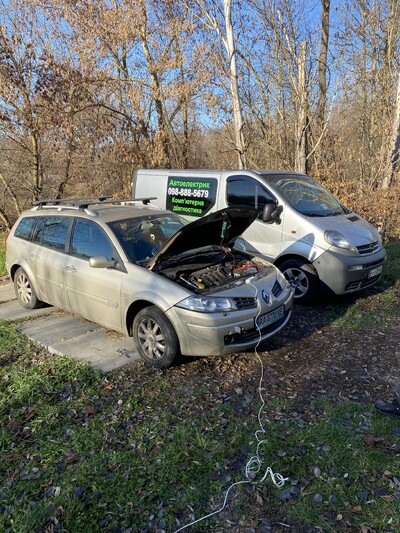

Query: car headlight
[277,271,288,288]
[176,296,238,312]
[324,230,357,251]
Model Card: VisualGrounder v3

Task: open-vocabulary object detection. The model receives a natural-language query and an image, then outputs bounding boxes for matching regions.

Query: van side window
[14,217,37,241]
[71,219,113,260]
[227,176,275,219]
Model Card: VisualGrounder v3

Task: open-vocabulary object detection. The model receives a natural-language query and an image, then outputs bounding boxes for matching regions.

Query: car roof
[84,204,168,223]
[22,199,169,224]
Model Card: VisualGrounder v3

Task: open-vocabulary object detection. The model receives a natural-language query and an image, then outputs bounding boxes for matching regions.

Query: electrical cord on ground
[173,278,288,533]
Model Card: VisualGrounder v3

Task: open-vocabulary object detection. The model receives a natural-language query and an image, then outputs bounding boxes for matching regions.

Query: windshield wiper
[302,211,341,217]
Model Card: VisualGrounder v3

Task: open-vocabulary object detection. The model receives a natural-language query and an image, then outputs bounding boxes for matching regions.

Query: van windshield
[262,174,348,216]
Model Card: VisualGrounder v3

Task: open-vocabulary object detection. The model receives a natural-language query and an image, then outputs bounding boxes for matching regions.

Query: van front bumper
[313,246,386,295]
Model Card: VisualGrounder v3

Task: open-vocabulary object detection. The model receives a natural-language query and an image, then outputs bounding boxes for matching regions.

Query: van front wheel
[279,259,318,304]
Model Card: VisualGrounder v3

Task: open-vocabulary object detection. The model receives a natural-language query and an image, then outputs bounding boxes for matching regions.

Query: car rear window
[32,217,71,251]
[13,217,37,241]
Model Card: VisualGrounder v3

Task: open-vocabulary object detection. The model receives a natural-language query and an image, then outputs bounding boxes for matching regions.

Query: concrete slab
[0,281,16,303]
[17,314,140,372]
[0,279,141,371]
[0,299,54,321]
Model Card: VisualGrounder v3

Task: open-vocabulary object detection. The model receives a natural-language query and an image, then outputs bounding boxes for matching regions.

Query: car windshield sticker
[166,177,217,217]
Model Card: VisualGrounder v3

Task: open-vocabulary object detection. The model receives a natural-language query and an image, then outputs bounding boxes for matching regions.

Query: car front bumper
[167,288,293,357]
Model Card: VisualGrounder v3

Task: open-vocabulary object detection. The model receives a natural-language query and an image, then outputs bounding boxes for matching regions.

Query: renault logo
[261,290,270,305]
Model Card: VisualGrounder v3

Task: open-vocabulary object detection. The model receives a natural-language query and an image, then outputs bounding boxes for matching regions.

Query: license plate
[368,265,383,278]
[256,306,284,329]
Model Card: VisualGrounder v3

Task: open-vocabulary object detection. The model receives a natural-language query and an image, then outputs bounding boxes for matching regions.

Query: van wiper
[302,212,322,217]
[302,211,341,217]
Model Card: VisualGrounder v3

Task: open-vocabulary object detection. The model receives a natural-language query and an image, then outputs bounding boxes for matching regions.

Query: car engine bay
[158,252,275,293]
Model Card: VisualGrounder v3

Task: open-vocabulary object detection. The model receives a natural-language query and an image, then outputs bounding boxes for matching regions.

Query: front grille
[357,241,380,255]
[358,258,385,270]
[345,275,381,292]
[233,297,257,310]
[272,280,283,297]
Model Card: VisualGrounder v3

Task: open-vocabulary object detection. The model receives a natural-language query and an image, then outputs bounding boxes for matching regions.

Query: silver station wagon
[6,197,294,368]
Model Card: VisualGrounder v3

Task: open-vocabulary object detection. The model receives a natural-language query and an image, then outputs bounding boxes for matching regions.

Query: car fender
[10,257,46,303]
[120,272,191,336]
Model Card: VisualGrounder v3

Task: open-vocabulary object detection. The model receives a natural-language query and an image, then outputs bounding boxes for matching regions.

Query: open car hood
[148,206,258,270]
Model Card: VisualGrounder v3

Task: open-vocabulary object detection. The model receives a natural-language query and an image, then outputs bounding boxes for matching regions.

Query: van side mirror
[262,203,283,224]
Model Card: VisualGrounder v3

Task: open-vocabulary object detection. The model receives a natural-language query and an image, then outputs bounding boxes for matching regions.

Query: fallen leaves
[363,435,389,448]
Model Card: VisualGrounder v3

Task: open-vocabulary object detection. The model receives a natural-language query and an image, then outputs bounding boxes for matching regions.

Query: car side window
[32,216,71,251]
[71,219,114,260]
[14,217,37,241]
[227,176,275,219]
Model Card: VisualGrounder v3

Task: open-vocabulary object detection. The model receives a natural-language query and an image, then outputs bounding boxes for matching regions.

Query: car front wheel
[279,259,318,304]
[14,267,43,309]
[133,306,180,368]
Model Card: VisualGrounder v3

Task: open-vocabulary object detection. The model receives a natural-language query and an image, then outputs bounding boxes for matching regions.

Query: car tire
[133,306,180,368]
[279,259,318,304]
[14,267,43,309]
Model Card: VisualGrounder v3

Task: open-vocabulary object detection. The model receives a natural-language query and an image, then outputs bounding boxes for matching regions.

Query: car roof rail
[33,196,112,209]
[81,197,158,207]
[33,196,157,209]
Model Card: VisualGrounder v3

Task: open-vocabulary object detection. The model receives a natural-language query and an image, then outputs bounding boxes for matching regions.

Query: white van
[133,169,386,303]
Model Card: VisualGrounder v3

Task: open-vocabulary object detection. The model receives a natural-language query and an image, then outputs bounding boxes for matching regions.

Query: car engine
[163,257,275,292]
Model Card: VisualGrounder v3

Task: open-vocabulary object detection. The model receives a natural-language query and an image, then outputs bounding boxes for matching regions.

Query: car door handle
[65,265,77,273]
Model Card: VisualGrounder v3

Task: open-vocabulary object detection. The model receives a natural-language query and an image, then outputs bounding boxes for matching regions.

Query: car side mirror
[89,256,116,269]
[262,203,283,224]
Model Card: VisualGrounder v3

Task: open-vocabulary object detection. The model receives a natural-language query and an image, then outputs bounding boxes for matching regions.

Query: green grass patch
[328,239,400,330]
[0,232,6,277]
[382,239,400,289]
[0,322,399,532]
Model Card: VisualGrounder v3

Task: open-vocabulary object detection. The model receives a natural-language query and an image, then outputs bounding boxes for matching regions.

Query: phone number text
[167,187,209,198]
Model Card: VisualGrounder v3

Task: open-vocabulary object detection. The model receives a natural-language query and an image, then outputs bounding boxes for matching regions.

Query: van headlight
[324,230,357,251]
[176,296,237,312]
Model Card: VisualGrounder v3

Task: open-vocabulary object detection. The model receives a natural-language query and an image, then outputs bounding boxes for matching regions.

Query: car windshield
[108,214,187,263]
[263,174,347,216]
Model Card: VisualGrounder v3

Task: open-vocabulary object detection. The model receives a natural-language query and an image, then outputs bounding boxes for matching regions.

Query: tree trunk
[0,171,21,219]
[295,42,308,174]
[382,72,400,189]
[315,0,330,163]
[222,0,246,169]
[0,208,12,231]
[140,4,171,167]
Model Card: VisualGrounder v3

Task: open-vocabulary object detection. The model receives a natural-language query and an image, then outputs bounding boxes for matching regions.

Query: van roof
[135,168,306,177]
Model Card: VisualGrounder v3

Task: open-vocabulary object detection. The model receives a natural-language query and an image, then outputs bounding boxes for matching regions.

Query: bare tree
[316,0,331,130]
[382,72,400,188]
[336,0,400,187]
[0,10,45,204]
[295,41,308,173]
[192,0,247,168]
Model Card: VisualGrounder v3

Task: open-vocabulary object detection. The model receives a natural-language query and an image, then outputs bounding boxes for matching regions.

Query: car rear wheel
[14,267,43,309]
[279,259,318,304]
[133,306,180,368]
